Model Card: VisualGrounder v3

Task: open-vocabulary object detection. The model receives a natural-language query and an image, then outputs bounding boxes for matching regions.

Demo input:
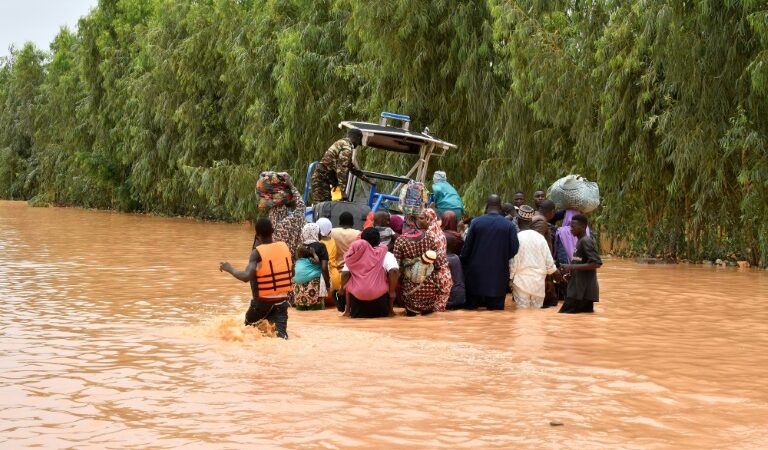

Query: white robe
[509,230,557,299]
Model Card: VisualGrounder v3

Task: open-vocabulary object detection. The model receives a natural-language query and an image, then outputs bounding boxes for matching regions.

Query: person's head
[302,223,320,244]
[533,190,546,208]
[502,202,516,217]
[418,209,437,230]
[517,205,535,229]
[441,210,458,231]
[316,217,333,240]
[486,195,502,214]
[513,192,525,207]
[297,244,314,259]
[374,210,391,227]
[570,214,589,237]
[347,128,363,147]
[538,199,556,221]
[339,212,354,228]
[255,218,274,240]
[360,227,381,247]
[390,214,404,234]
[445,234,461,255]
[433,171,447,184]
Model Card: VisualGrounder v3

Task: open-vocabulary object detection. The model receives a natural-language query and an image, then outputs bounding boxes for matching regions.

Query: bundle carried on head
[256,171,296,209]
[400,180,427,215]
[548,174,600,213]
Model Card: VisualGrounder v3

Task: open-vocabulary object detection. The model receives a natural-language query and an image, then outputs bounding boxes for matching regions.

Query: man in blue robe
[460,195,520,310]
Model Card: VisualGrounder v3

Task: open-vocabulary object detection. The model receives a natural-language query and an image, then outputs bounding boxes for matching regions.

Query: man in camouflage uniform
[311,128,369,203]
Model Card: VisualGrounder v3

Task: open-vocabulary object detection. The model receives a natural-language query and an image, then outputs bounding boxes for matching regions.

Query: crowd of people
[220,170,602,339]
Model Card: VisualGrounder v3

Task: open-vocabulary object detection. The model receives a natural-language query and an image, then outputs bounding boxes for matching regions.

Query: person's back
[446,253,466,309]
[510,229,556,308]
[461,198,519,310]
[432,171,464,217]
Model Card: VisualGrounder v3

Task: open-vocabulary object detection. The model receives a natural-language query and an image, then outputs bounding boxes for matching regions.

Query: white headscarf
[433,171,447,184]
[316,218,333,238]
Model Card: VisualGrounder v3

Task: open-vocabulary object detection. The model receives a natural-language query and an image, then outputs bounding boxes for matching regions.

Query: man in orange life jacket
[220,218,292,339]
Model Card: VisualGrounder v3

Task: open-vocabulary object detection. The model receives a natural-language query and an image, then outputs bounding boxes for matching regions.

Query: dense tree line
[1,0,767,266]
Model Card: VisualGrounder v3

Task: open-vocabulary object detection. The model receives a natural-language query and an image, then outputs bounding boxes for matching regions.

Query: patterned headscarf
[302,223,320,244]
[433,171,447,184]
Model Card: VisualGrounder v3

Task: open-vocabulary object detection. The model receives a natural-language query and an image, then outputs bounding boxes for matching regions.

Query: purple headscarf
[556,209,591,264]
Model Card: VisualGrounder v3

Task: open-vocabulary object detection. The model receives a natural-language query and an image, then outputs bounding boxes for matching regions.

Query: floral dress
[393,231,446,313]
[424,209,453,312]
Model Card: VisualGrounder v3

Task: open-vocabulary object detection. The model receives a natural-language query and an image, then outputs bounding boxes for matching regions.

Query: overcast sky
[0,0,98,58]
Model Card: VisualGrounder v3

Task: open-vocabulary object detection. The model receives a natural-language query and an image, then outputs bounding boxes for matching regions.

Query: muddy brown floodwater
[1,200,767,449]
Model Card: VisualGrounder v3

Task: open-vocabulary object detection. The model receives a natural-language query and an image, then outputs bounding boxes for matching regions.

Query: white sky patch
[0,0,98,57]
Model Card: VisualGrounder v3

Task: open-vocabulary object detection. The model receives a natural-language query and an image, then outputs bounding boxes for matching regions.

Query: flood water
[1,200,767,449]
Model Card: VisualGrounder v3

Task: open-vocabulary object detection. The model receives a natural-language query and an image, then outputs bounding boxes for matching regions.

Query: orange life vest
[255,242,293,297]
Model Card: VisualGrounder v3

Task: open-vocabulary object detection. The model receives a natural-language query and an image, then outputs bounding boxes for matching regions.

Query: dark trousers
[465,294,506,310]
[558,297,594,314]
[245,298,289,338]
[349,293,390,318]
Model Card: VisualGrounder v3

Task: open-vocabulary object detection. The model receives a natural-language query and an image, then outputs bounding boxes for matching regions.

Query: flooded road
[1,200,767,449]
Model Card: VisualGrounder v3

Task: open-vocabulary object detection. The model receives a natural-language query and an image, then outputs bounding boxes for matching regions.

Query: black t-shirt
[307,242,329,262]
[566,235,602,301]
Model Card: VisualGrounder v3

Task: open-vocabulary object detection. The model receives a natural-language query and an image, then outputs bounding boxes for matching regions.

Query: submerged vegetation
[1,0,767,266]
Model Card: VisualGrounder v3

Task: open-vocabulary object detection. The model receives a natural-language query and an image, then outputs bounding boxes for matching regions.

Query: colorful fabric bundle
[548,174,600,213]
[400,181,427,215]
[256,171,296,209]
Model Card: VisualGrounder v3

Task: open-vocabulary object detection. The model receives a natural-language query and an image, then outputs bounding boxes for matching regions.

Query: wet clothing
[460,212,519,308]
[446,254,466,309]
[425,209,452,311]
[321,238,340,291]
[510,230,557,308]
[466,294,506,310]
[293,241,328,310]
[432,180,464,218]
[559,235,602,314]
[348,293,390,318]
[293,278,323,310]
[311,138,365,203]
[394,230,446,314]
[244,298,288,339]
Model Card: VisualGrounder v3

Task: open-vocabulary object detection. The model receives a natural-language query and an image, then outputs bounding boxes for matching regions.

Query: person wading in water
[220,218,292,338]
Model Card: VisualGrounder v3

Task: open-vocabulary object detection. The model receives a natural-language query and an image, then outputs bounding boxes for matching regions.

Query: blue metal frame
[303,161,318,205]
[367,182,400,212]
[380,112,411,121]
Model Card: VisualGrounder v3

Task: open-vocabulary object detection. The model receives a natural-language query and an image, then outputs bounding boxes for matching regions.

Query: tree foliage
[1,0,767,266]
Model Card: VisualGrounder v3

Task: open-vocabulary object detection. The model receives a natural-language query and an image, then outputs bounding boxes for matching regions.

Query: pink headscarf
[344,240,389,300]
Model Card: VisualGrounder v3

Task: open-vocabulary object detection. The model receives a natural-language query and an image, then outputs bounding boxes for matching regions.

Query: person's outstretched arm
[220,249,260,282]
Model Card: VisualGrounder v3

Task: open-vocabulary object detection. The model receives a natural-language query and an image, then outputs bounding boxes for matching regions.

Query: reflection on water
[1,200,767,448]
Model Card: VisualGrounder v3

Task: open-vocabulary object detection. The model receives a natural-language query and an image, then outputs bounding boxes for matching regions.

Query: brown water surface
[1,200,767,449]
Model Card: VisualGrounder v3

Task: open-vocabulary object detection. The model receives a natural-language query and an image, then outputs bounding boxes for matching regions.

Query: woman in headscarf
[431,171,464,219]
[316,218,339,308]
[293,223,331,310]
[424,209,453,311]
[393,210,448,315]
[269,182,306,260]
[441,210,464,254]
[341,228,399,318]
